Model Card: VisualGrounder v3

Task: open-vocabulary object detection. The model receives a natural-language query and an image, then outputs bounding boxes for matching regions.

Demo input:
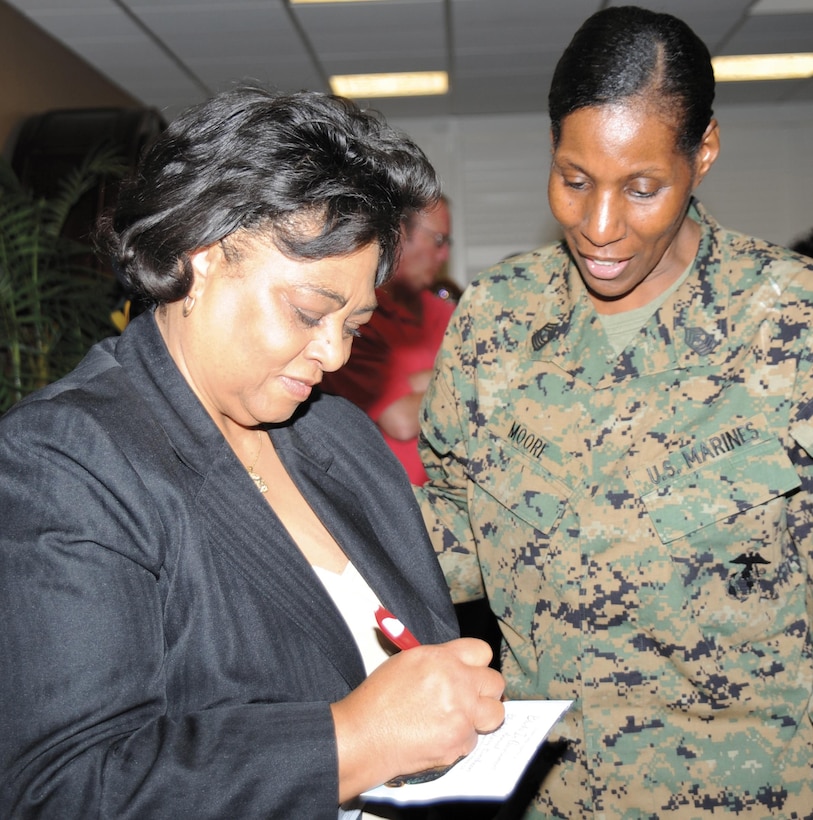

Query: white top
[312,561,392,676]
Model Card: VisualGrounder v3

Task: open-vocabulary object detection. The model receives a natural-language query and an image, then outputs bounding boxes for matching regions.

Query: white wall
[393,102,813,287]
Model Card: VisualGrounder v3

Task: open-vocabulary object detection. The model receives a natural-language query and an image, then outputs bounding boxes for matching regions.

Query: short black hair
[548,5,715,157]
[98,86,440,303]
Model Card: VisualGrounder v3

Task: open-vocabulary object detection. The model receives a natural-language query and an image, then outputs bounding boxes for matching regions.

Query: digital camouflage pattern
[416,200,813,818]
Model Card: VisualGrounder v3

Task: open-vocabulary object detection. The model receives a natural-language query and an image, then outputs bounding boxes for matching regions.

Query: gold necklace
[246,430,268,494]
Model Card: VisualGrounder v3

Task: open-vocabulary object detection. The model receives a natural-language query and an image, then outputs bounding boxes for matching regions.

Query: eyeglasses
[414,224,453,248]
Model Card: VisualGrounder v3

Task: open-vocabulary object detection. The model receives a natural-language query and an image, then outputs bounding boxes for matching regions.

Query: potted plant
[0,145,126,413]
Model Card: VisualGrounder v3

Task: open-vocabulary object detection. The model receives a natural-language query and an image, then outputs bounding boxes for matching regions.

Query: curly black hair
[98,86,440,303]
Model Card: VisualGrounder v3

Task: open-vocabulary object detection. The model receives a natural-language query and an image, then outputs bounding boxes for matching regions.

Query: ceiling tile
[3,0,813,120]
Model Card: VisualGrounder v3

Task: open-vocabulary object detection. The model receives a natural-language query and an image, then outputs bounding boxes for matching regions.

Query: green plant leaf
[0,148,126,413]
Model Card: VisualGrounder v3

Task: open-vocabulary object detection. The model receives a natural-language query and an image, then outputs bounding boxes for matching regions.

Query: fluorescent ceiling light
[712,53,813,81]
[291,1,385,4]
[330,71,449,98]
[749,0,813,13]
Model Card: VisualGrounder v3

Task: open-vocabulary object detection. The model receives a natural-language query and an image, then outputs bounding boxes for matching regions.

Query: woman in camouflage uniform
[417,6,813,818]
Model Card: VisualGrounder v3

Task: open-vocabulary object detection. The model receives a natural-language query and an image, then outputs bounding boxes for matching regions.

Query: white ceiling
[5,0,813,123]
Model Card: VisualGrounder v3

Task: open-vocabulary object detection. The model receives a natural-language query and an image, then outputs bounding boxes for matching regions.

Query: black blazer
[0,312,458,819]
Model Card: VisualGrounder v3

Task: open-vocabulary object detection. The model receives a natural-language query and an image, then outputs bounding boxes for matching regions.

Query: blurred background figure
[323,195,456,485]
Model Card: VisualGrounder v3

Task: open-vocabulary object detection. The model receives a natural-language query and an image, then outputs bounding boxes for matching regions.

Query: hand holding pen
[374,606,463,784]
[374,605,504,786]
[330,605,505,802]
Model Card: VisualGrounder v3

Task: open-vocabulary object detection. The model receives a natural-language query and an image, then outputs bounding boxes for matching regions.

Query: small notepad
[361,699,572,805]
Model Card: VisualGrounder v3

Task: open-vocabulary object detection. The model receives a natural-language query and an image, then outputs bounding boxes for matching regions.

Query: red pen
[375,605,421,651]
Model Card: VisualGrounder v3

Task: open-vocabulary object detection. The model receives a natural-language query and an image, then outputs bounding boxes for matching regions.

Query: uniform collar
[529,198,730,386]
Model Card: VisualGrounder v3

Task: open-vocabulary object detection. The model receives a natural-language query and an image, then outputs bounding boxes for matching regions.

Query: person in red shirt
[322,197,455,484]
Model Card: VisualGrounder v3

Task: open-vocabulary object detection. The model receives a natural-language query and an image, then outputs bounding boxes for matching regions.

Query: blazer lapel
[197,442,368,688]
[274,431,455,646]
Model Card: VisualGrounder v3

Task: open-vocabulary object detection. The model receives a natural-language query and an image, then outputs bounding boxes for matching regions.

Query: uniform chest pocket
[640,434,800,544]
[468,430,572,536]
[638,433,803,648]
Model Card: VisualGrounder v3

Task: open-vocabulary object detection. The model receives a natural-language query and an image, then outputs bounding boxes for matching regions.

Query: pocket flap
[641,436,800,543]
[470,432,571,535]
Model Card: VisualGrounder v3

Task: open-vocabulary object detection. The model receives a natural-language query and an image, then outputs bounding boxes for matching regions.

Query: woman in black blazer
[0,87,504,819]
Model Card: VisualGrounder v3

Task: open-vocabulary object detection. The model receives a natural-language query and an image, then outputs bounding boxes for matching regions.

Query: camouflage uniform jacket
[416,200,813,818]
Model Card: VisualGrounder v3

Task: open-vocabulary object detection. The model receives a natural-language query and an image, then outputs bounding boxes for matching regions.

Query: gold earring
[182,295,196,317]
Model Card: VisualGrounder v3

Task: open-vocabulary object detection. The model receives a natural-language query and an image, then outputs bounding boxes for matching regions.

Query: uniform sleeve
[0,401,340,820]
[786,325,813,685]
[415,305,486,603]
